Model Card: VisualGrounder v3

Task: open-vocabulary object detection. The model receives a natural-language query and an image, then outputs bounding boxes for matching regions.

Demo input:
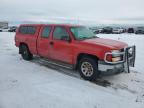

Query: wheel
[135,32,138,34]
[78,57,99,81]
[20,45,33,60]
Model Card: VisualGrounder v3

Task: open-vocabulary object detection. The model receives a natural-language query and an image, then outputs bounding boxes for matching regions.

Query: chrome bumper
[98,63,124,75]
[99,45,136,73]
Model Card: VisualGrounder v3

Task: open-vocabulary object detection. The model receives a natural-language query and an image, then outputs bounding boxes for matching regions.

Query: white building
[0,22,8,28]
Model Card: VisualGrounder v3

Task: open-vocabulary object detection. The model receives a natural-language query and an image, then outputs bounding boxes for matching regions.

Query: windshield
[70,26,97,40]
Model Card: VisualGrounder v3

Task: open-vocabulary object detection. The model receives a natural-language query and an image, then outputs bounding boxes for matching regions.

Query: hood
[82,38,128,49]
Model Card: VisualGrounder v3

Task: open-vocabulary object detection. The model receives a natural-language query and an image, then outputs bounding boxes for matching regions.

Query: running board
[34,57,74,70]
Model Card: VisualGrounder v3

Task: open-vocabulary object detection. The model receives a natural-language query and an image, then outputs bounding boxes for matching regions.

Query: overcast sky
[0,0,144,24]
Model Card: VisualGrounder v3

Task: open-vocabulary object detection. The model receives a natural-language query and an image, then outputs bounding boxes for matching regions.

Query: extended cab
[15,24,136,81]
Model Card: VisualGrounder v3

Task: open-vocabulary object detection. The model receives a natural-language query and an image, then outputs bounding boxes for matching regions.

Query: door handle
[50,41,54,46]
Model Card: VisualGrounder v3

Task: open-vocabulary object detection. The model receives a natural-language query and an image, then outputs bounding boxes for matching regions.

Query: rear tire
[20,45,33,60]
[78,57,99,81]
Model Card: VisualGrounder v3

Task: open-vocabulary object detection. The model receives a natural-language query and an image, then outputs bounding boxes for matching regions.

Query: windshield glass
[70,26,97,40]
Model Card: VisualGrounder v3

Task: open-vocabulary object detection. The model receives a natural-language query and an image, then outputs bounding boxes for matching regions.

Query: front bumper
[98,62,124,75]
[98,45,136,74]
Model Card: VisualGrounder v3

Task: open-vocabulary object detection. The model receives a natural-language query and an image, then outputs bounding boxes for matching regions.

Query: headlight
[105,50,124,62]
[112,50,120,53]
[111,50,121,62]
[111,50,121,57]
[112,57,121,62]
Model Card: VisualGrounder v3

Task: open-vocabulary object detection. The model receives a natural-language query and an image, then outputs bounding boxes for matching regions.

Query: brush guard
[124,46,136,73]
[104,45,136,73]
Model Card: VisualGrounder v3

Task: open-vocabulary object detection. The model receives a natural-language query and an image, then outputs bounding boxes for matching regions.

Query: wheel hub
[81,62,94,77]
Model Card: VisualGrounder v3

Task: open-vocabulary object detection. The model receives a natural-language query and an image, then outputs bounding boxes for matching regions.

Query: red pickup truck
[15,24,136,81]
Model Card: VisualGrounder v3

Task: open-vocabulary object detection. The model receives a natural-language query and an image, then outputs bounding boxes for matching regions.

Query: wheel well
[75,53,99,69]
[19,43,28,54]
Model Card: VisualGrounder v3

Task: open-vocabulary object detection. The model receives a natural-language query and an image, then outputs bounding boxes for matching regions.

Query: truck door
[49,26,73,64]
[37,26,52,58]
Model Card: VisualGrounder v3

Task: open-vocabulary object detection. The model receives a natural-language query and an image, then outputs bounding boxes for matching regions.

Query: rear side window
[19,26,36,34]
[41,26,51,38]
[19,26,27,34]
[27,26,36,34]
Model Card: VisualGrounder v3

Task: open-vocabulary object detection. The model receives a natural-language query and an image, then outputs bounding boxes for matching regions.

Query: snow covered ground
[0,32,144,108]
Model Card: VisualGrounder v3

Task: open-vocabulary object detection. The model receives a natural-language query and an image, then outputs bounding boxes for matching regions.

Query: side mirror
[61,35,71,42]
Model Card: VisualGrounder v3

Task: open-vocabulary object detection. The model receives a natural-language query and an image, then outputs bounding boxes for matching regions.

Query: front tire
[78,57,99,81]
[20,45,33,60]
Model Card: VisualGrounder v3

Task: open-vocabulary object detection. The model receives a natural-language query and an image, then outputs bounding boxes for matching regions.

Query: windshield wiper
[83,36,98,39]
[78,36,98,40]
[88,36,98,39]
[79,37,88,39]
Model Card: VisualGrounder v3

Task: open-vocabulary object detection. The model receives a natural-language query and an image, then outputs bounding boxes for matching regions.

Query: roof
[20,23,81,27]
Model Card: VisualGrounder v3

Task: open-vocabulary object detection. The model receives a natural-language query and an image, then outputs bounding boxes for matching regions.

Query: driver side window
[53,27,70,40]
